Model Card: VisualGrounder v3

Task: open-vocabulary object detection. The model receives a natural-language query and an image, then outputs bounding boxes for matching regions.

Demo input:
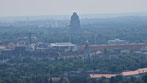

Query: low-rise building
[80,43,147,54]
[0,45,6,50]
[0,45,6,54]
[89,68,147,79]
[108,39,128,45]
[90,74,117,78]
[49,42,78,52]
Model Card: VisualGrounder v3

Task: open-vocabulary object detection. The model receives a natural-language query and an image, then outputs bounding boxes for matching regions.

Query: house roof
[0,45,6,50]
[90,68,147,78]
[50,42,76,47]
[90,74,117,78]
[51,77,61,81]
[121,68,147,76]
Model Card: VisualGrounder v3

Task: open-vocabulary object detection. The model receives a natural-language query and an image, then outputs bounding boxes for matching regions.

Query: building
[80,43,147,54]
[70,12,80,31]
[48,77,68,83]
[120,68,147,76]
[90,74,117,78]
[0,45,6,54]
[90,68,147,79]
[108,39,128,45]
[49,42,77,52]
[0,45,6,50]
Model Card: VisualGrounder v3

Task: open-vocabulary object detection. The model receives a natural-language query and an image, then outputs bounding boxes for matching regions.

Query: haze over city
[0,0,147,17]
[0,0,147,83]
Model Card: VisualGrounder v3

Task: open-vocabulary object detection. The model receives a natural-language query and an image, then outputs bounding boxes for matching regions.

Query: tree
[142,74,147,83]
[109,77,116,83]
[115,75,123,82]
[98,77,109,83]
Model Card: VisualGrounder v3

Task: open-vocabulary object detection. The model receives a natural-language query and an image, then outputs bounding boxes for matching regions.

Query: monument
[70,12,80,31]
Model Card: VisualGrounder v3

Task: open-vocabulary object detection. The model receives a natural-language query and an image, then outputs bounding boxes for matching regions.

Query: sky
[0,0,147,17]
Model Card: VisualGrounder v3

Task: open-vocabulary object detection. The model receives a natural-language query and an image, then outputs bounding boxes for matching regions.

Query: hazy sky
[0,0,147,17]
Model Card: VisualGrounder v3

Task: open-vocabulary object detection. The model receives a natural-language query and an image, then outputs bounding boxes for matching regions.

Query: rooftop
[50,42,76,47]
[90,74,117,78]
[90,68,147,78]
[0,45,6,50]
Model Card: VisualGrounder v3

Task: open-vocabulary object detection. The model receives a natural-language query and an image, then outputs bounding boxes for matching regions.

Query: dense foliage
[0,54,147,83]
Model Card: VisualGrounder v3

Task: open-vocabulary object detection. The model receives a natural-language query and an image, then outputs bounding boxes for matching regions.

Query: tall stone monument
[70,12,80,31]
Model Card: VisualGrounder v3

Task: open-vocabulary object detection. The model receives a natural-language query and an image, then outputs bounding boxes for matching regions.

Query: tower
[69,12,81,43]
[70,12,80,31]
[84,40,90,59]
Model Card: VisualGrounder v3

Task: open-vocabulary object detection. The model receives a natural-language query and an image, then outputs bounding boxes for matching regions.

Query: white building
[49,42,78,52]
[108,39,128,45]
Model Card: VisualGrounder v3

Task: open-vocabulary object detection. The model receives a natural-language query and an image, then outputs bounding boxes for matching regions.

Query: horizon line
[0,11,147,18]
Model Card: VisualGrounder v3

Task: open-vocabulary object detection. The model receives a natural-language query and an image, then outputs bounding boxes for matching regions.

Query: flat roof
[50,42,76,47]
